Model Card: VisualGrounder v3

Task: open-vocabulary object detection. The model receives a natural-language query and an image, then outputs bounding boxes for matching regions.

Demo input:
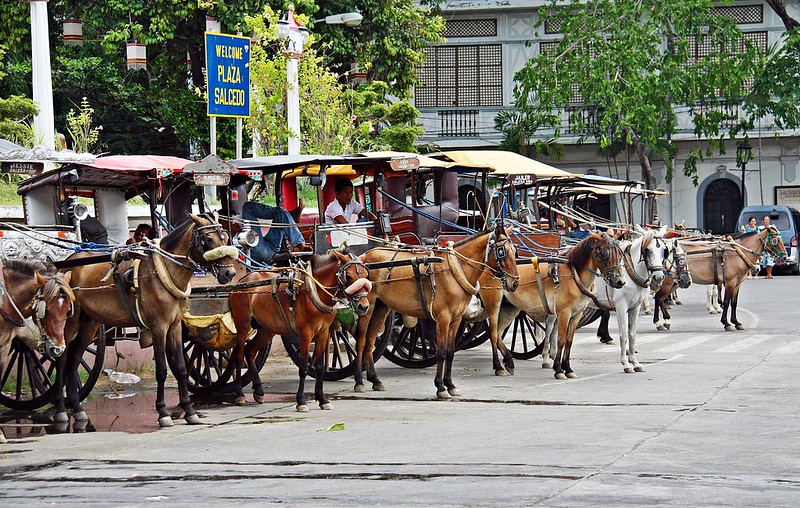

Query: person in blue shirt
[241,201,308,263]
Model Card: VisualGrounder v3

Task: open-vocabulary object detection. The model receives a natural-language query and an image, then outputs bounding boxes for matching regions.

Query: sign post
[205,32,251,157]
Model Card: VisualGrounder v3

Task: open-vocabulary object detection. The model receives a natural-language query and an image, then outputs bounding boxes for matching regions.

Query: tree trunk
[765,0,800,30]
[632,137,658,224]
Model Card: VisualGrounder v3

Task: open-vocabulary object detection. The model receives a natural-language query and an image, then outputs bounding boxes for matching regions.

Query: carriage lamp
[736,139,752,206]
[235,227,259,248]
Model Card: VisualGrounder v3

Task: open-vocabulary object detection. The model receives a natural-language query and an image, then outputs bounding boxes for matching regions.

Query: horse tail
[716,282,723,305]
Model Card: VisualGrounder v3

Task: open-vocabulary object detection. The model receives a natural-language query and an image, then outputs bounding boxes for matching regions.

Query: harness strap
[305,269,337,314]
[152,251,192,300]
[0,262,25,327]
[271,276,299,336]
[571,266,614,312]
[531,257,554,315]
[411,257,434,320]
[112,261,148,330]
[446,247,479,296]
[725,235,758,270]
[623,244,650,289]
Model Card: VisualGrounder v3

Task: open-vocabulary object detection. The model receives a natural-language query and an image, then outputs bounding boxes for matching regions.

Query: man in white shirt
[324,178,376,224]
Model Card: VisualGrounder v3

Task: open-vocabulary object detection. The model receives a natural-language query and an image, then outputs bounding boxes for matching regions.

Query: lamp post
[736,139,752,208]
[22,0,56,150]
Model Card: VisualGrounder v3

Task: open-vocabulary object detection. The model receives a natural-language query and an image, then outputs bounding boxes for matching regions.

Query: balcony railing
[438,110,479,137]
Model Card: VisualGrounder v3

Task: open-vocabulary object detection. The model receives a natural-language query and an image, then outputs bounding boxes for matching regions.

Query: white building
[414,1,800,232]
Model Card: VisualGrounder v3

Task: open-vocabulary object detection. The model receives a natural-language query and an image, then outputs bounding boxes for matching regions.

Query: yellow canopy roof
[436,150,580,178]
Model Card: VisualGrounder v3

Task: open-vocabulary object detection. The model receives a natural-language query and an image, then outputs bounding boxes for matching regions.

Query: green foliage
[0,95,38,145]
[514,0,761,190]
[746,28,800,130]
[65,97,100,153]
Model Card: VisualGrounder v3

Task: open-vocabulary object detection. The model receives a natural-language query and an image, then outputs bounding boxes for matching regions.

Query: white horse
[591,226,668,373]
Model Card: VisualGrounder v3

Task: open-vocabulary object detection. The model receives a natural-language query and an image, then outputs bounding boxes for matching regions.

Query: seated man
[127,223,153,244]
[242,201,308,263]
[324,178,376,224]
[79,213,108,245]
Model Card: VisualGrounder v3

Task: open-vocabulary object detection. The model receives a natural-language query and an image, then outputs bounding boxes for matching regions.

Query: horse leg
[232,339,248,405]
[628,305,644,372]
[497,304,518,375]
[51,353,69,422]
[165,323,201,425]
[654,289,666,331]
[553,311,570,379]
[642,296,652,315]
[542,316,557,369]
[597,310,613,344]
[434,318,451,398]
[562,317,581,379]
[485,297,508,376]
[295,330,312,412]
[246,330,272,404]
[731,285,745,330]
[152,331,173,427]
[365,302,390,392]
[617,304,634,373]
[720,286,735,332]
[65,319,100,422]
[311,331,332,410]
[353,299,378,392]
[443,319,461,396]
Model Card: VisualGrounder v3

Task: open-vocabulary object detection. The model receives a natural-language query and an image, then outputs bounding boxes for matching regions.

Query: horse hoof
[253,394,264,404]
[634,366,645,373]
[73,411,89,422]
[158,416,174,428]
[372,383,387,392]
[566,372,578,379]
[354,384,366,393]
[644,309,652,315]
[735,324,745,331]
[234,396,247,405]
[675,300,682,305]
[656,325,666,331]
[495,369,506,377]
[54,411,69,423]
[725,325,735,332]
[437,390,451,399]
[448,388,460,397]
[624,367,634,374]
[708,310,716,315]
[554,372,567,380]
[0,433,6,444]
[296,404,309,413]
[664,323,671,330]
[506,368,515,376]
[542,362,552,369]
[320,403,333,410]
[185,414,203,425]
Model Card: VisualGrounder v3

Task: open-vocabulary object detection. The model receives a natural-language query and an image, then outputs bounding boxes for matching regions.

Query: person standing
[759,216,777,279]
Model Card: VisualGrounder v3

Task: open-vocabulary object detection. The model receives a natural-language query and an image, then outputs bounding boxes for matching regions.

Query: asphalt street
[1,276,799,507]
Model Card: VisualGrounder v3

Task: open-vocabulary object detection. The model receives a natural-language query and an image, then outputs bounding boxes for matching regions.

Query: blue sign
[205,33,250,118]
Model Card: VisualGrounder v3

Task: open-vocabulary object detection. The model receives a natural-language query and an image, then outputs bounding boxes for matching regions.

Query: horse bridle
[190,218,235,275]
[763,227,787,259]
[625,236,665,288]
[337,253,371,303]
[592,237,624,281]
[31,282,74,356]
[664,240,690,281]
[483,230,519,291]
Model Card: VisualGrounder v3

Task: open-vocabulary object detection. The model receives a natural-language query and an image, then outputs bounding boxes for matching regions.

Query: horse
[681,226,787,331]
[57,213,238,427]
[652,236,693,331]
[481,231,626,379]
[354,223,520,399]
[0,259,75,443]
[592,227,668,373]
[228,248,372,412]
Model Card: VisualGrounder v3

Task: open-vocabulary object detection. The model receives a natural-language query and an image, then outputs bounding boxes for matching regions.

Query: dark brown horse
[229,249,372,411]
[481,232,625,379]
[354,223,520,399]
[58,213,238,427]
[0,259,75,443]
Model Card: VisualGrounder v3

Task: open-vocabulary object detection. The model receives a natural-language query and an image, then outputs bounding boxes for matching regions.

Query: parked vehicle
[736,205,800,274]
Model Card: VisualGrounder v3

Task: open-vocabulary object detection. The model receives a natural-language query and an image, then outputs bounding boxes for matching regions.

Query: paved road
[2,277,799,506]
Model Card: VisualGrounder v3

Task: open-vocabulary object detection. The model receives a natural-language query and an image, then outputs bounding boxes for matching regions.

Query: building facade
[414,1,800,231]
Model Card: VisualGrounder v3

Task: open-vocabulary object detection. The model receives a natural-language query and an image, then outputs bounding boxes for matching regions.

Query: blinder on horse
[485,229,519,292]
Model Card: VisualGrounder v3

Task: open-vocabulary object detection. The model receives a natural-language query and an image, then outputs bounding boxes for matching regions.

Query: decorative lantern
[350,62,367,84]
[206,16,221,33]
[126,41,147,70]
[62,18,83,45]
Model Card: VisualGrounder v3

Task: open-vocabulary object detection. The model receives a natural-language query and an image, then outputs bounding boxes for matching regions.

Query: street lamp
[21,0,56,150]
[276,5,362,156]
[736,139,752,207]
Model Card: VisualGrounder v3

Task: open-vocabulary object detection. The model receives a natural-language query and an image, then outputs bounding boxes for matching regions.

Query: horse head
[487,224,520,292]
[763,225,788,264]
[33,270,75,358]
[332,250,372,316]
[640,227,667,291]
[589,231,625,289]
[189,212,238,284]
[666,238,692,289]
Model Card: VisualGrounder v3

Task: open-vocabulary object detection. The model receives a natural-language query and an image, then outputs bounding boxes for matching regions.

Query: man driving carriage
[241,201,309,263]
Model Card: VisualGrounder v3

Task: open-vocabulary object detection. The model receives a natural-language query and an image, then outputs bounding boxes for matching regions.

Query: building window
[444,19,497,38]
[711,4,763,24]
[416,45,503,108]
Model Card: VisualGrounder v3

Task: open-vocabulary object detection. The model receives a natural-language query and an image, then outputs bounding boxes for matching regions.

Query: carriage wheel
[281,315,391,381]
[182,328,270,395]
[382,314,438,368]
[504,311,546,360]
[456,319,490,351]
[577,307,602,329]
[0,328,106,411]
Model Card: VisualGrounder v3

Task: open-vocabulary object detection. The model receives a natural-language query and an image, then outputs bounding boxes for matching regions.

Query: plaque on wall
[775,186,800,209]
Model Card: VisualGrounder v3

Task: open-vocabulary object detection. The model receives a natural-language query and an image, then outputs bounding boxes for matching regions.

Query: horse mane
[159,216,196,252]
[453,228,493,247]
[310,251,340,277]
[565,235,598,269]
[3,258,54,276]
[729,231,758,240]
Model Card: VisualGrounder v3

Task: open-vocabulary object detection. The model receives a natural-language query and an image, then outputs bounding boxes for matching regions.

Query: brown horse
[58,213,238,427]
[354,223,520,399]
[681,226,786,331]
[229,249,372,412]
[480,232,625,379]
[0,259,75,443]
[652,237,693,331]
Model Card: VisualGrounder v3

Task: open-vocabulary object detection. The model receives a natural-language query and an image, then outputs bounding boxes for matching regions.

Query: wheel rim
[382,315,438,368]
[182,329,269,395]
[504,311,545,360]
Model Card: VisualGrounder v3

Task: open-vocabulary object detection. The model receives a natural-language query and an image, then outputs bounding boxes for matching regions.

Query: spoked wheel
[0,328,106,411]
[182,328,270,395]
[577,308,602,329]
[456,319,490,351]
[382,314,438,368]
[281,316,391,381]
[504,311,546,360]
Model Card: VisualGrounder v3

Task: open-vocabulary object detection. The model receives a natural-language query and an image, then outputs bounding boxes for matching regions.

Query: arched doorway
[703,179,742,234]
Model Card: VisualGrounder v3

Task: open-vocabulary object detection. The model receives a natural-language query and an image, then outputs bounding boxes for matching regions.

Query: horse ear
[590,231,603,240]
[62,271,72,285]
[211,210,220,222]
[34,271,47,288]
[634,224,645,235]
[187,212,202,223]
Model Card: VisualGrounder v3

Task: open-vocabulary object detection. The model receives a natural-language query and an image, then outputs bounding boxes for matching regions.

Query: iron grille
[438,110,479,137]
[444,19,497,38]
[712,5,763,24]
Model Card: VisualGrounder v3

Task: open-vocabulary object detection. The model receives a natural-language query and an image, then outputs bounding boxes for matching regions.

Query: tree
[0,46,38,144]
[513,0,761,220]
